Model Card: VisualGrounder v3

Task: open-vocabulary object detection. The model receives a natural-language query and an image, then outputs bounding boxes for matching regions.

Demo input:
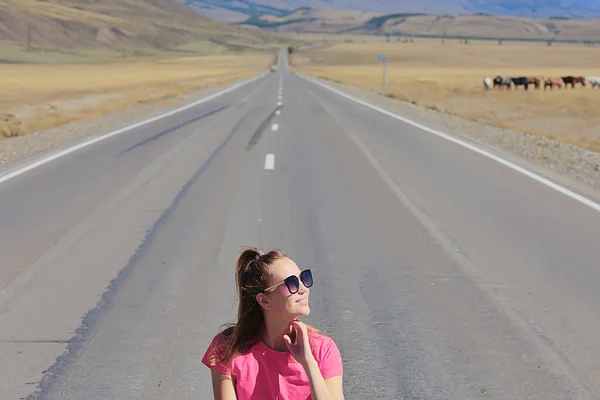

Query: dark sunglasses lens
[285,276,300,294]
[301,269,313,288]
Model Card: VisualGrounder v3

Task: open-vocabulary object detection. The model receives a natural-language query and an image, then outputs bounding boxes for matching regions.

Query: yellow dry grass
[294,40,600,152]
[0,53,273,138]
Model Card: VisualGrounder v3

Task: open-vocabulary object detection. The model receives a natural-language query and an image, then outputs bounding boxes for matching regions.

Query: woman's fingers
[292,320,308,344]
[283,334,293,350]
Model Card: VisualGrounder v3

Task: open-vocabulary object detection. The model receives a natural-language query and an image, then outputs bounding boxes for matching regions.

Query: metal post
[382,57,387,94]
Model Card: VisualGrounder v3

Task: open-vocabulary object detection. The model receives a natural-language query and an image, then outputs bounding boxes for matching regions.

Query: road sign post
[379,55,387,94]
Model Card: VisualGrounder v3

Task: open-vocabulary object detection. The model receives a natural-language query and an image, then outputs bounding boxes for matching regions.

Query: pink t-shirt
[202,332,343,399]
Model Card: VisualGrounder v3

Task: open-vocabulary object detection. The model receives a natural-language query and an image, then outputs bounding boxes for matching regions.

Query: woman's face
[265,257,310,318]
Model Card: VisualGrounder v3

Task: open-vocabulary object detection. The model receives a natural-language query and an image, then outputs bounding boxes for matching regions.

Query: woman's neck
[262,317,294,352]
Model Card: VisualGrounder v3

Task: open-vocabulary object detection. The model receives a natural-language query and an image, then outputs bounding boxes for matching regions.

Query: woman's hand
[283,319,316,369]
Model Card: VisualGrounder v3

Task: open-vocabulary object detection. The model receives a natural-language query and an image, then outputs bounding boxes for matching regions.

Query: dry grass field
[294,40,600,152]
[0,53,274,138]
[0,0,294,140]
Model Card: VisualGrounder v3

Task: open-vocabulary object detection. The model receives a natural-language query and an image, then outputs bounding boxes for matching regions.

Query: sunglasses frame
[264,269,313,294]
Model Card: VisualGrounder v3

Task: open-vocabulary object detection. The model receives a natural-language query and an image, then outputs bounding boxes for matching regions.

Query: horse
[574,76,586,87]
[544,77,563,90]
[483,76,493,90]
[562,76,585,88]
[586,76,600,88]
[562,76,575,88]
[511,77,529,90]
[528,76,543,89]
[493,76,511,89]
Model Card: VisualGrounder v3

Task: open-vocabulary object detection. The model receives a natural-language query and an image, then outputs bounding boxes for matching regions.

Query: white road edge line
[264,154,275,170]
[299,74,600,214]
[331,88,593,394]
[0,73,268,186]
[271,124,279,132]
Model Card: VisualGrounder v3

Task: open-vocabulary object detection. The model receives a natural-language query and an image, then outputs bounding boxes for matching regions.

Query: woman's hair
[213,247,286,366]
[210,247,320,367]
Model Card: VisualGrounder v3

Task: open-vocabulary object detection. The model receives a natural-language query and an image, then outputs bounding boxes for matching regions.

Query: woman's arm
[325,376,344,400]
[284,320,344,400]
[211,369,237,400]
[303,361,344,400]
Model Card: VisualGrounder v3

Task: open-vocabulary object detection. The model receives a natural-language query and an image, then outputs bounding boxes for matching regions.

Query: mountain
[241,8,381,32]
[180,0,289,22]
[464,0,600,19]
[185,0,600,20]
[243,8,600,41]
[0,0,286,52]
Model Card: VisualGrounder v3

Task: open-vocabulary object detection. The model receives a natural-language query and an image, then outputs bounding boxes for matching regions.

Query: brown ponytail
[211,247,286,367]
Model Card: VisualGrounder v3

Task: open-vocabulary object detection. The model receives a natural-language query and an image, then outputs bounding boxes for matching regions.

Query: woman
[202,247,344,399]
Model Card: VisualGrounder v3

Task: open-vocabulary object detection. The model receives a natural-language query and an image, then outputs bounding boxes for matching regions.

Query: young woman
[202,247,344,399]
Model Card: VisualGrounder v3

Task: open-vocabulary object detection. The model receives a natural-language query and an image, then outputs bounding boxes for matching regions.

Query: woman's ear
[256,293,270,310]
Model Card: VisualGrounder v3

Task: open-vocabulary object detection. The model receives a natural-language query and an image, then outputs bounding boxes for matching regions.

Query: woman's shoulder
[206,330,259,360]
[202,332,230,373]
[207,330,231,351]
[203,329,257,373]
[309,331,340,354]
[309,331,343,378]
[309,331,334,344]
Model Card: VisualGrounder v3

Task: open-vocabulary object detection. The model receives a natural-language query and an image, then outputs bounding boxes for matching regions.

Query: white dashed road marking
[264,154,275,170]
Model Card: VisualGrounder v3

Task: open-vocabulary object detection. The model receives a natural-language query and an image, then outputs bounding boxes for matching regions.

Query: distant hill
[241,8,381,32]
[239,8,600,42]
[185,0,600,20]
[0,0,286,52]
[181,0,289,22]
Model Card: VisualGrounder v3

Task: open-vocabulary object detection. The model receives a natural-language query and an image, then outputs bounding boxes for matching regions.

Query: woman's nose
[298,284,309,294]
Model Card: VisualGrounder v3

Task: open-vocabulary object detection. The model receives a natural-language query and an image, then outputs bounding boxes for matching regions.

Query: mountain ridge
[184,0,600,20]
[238,7,600,42]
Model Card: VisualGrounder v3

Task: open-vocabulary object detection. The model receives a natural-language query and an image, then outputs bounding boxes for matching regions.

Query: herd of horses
[483,76,600,90]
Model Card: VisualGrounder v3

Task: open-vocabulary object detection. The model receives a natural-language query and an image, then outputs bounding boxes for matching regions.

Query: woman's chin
[297,305,310,316]
[290,305,310,317]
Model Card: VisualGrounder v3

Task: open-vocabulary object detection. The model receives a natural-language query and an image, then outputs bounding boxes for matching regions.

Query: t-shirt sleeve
[317,336,343,379]
[201,334,231,376]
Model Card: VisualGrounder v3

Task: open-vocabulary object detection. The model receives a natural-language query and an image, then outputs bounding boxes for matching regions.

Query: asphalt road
[1,53,600,400]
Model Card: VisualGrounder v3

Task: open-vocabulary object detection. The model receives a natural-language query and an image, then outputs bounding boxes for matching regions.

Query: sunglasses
[264,269,313,294]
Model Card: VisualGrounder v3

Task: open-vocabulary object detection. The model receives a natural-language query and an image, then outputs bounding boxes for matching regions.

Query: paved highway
[1,53,600,399]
